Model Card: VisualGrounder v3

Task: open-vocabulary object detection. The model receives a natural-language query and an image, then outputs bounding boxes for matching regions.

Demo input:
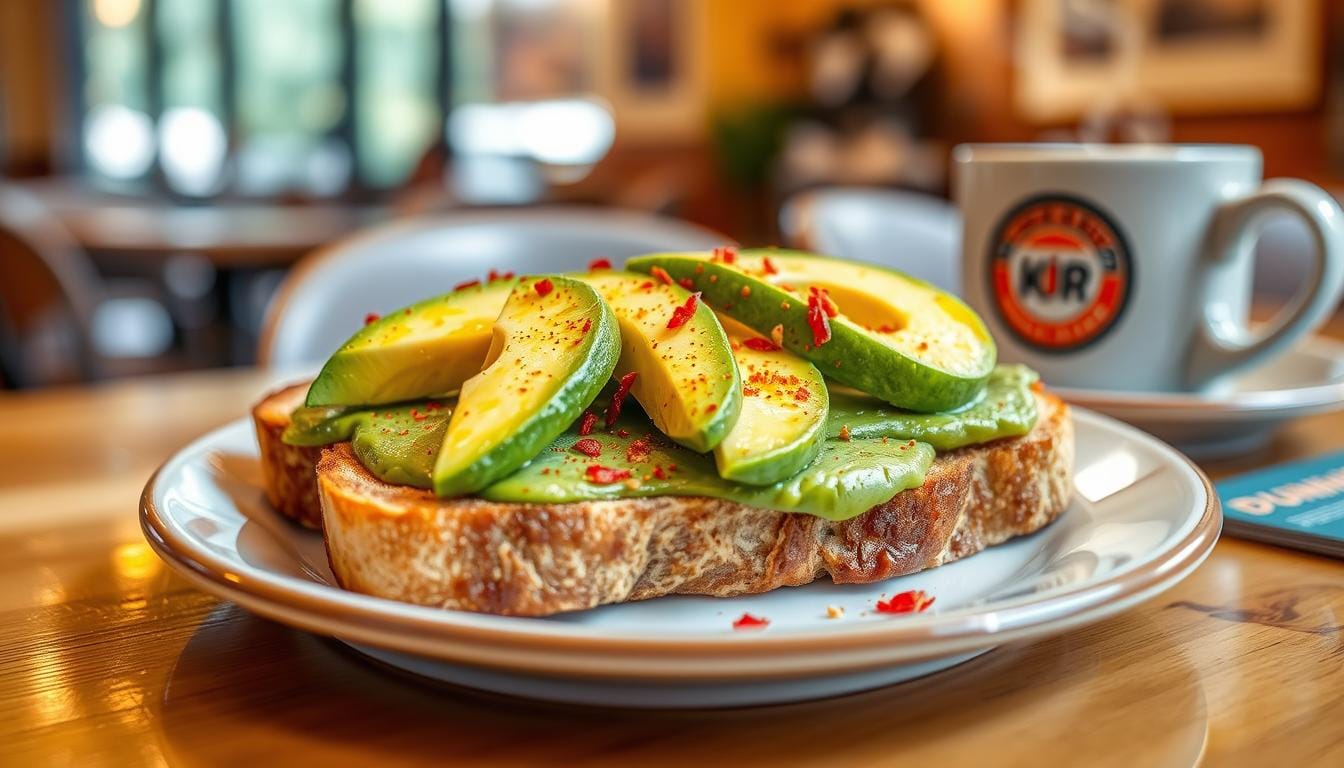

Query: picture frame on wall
[1015,0,1322,122]
[596,0,707,142]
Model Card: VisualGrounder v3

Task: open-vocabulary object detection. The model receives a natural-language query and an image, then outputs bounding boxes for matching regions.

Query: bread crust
[251,383,324,529]
[316,392,1073,616]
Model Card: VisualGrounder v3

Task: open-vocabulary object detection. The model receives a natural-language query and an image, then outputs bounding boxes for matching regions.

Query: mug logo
[989,194,1132,351]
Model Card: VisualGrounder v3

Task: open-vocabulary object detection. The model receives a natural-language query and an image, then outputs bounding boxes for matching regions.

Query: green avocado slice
[627,250,996,413]
[713,318,828,485]
[827,365,1039,450]
[574,270,741,453]
[431,276,620,497]
[305,279,515,407]
[283,399,452,488]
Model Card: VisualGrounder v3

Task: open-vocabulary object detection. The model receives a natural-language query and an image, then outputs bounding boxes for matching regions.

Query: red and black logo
[988,194,1132,351]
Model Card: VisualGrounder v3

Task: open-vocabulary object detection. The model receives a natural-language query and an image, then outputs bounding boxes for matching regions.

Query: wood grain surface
[1,366,1341,767]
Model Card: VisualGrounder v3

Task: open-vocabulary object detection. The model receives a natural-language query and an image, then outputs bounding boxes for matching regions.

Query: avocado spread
[282,364,1038,521]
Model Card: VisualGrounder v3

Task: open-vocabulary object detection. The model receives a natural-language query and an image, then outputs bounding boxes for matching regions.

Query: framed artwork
[596,0,707,142]
[1015,0,1322,122]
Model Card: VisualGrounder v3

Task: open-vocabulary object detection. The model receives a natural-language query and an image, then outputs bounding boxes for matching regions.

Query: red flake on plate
[732,613,769,630]
[875,590,935,615]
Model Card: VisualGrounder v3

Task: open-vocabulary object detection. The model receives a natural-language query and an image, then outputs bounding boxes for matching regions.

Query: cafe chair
[0,185,103,387]
[260,206,730,368]
[780,187,961,293]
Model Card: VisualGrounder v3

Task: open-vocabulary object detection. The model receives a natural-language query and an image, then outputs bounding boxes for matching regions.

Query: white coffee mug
[955,143,1344,391]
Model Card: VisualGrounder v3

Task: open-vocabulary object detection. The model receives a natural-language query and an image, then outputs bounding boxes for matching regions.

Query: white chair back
[260,207,730,367]
[781,188,961,293]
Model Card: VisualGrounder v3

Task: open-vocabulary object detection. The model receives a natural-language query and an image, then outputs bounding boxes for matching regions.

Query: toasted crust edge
[316,391,1073,616]
[251,383,324,530]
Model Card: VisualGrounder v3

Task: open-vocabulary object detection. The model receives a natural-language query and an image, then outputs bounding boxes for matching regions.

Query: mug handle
[1186,179,1344,388]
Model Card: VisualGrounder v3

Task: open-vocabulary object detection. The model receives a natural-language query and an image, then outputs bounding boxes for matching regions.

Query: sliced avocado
[575,270,740,453]
[305,279,515,407]
[713,316,828,485]
[827,364,1039,450]
[627,250,995,413]
[283,399,453,488]
[432,276,620,497]
[478,396,933,522]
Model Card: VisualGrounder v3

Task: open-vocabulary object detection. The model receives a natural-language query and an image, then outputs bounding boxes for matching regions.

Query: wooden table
[1,369,1341,766]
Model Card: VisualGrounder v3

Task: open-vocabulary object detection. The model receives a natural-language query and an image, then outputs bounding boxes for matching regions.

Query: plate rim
[140,407,1221,675]
[1053,335,1344,414]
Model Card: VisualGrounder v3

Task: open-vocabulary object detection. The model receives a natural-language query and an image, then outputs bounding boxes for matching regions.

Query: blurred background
[0,0,1341,387]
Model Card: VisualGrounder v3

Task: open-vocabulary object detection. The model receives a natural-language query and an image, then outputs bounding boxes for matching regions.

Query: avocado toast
[253,250,1073,616]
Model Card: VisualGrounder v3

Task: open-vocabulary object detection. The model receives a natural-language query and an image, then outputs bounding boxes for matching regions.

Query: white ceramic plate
[1055,336,1344,459]
[141,408,1219,708]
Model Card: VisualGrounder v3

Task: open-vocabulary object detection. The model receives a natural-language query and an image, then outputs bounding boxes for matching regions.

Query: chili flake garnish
[534,278,554,297]
[651,266,674,285]
[577,411,598,436]
[363,312,380,325]
[762,256,779,275]
[487,268,514,282]
[806,291,833,346]
[731,613,769,630]
[713,245,738,264]
[666,292,700,330]
[581,317,592,334]
[626,437,651,463]
[809,286,839,317]
[606,371,638,426]
[572,438,602,457]
[454,279,481,291]
[652,465,667,480]
[588,258,612,271]
[740,285,751,298]
[617,428,630,438]
[585,464,631,484]
[875,590,935,615]
[742,337,779,352]
[679,277,696,290]
[838,424,851,441]
[411,408,427,421]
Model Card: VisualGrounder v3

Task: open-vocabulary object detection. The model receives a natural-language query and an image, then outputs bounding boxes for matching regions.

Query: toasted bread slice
[252,383,324,529]
[316,391,1073,616]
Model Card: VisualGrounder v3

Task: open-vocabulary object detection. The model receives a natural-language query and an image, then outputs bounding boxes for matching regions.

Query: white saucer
[141,409,1219,708]
[1054,336,1344,459]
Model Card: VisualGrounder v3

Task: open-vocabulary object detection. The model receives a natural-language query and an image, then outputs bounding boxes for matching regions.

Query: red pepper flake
[397,429,410,436]
[581,317,592,334]
[487,268,514,282]
[678,277,696,290]
[588,258,612,271]
[742,337,779,352]
[425,401,442,411]
[578,411,598,436]
[534,278,554,297]
[762,256,779,275]
[652,465,667,480]
[651,266,674,286]
[875,590,935,615]
[363,312,380,325]
[806,292,833,346]
[454,279,481,291]
[809,286,839,317]
[585,464,631,484]
[666,292,700,330]
[740,285,751,298]
[572,438,602,457]
[617,428,630,438]
[668,464,678,472]
[713,246,738,265]
[732,613,769,630]
[412,408,427,421]
[705,403,717,413]
[838,424,851,441]
[743,386,760,397]
[639,281,655,291]
[793,386,810,402]
[606,371,638,427]
[626,437,651,463]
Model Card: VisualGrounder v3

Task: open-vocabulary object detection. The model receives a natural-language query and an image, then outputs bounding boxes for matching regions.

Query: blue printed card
[1216,451,1344,559]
